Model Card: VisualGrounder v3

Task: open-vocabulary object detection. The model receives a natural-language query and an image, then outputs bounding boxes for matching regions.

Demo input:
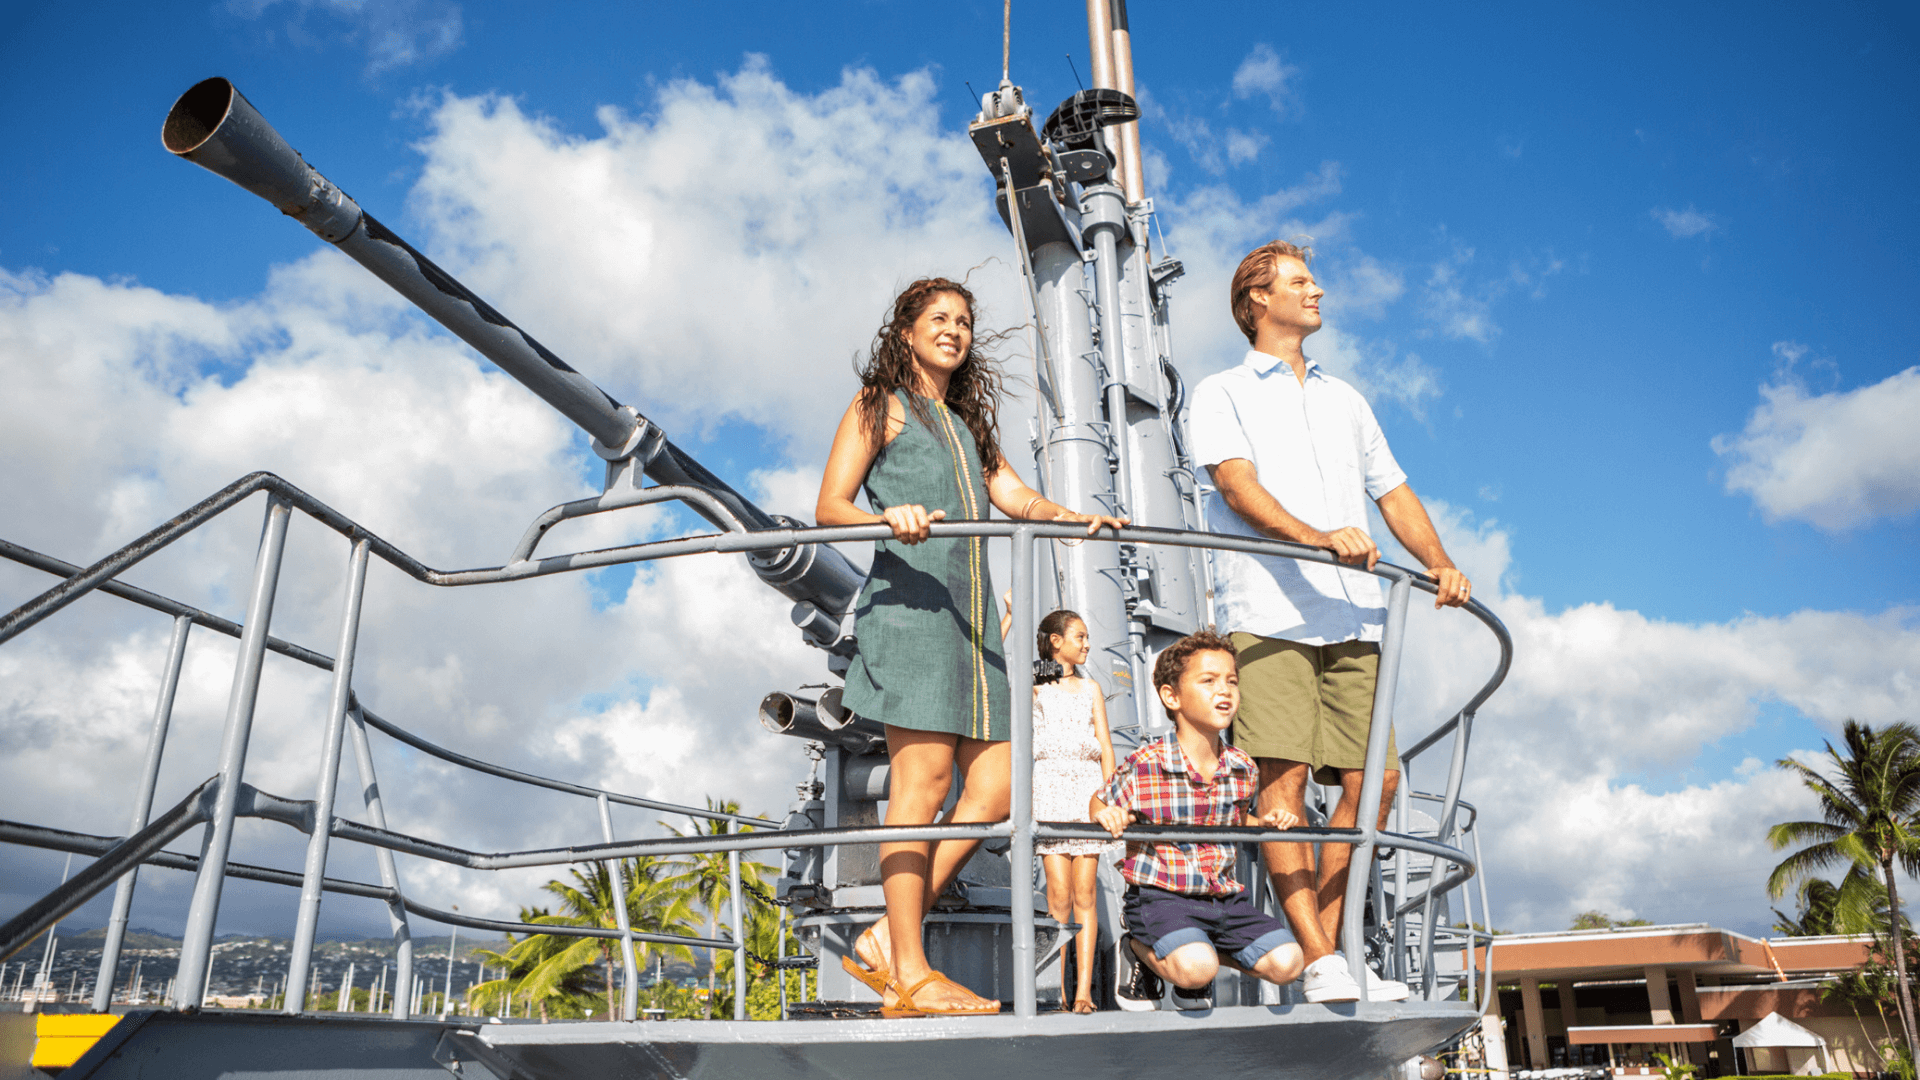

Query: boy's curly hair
[1151,629,1239,705]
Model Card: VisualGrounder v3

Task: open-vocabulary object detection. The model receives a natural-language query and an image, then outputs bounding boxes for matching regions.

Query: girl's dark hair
[1037,610,1083,662]
[855,278,1007,478]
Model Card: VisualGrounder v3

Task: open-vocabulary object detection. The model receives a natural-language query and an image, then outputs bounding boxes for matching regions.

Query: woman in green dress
[816,277,1125,1016]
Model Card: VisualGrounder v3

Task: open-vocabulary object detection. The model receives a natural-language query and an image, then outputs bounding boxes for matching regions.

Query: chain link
[739,882,818,970]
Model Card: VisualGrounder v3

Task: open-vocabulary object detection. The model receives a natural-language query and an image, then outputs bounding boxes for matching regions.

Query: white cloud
[1414,243,1561,344]
[1653,205,1719,239]
[1231,44,1301,116]
[1382,500,1920,931]
[403,59,1021,457]
[1422,245,1499,344]
[1148,166,1442,415]
[1714,353,1920,531]
[229,0,464,75]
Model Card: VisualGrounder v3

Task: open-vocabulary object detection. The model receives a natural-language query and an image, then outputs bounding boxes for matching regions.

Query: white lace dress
[1031,680,1117,857]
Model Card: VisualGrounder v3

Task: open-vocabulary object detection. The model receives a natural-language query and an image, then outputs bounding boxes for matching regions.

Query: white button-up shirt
[1187,350,1408,645]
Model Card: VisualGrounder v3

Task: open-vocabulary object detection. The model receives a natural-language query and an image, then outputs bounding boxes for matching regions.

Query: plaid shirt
[1101,735,1258,896]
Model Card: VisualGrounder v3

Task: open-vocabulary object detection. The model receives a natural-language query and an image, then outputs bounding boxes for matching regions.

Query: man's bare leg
[1255,758,1339,964]
[1316,766,1399,948]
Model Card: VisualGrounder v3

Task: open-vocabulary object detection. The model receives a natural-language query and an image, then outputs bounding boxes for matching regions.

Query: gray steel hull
[60,1003,1477,1080]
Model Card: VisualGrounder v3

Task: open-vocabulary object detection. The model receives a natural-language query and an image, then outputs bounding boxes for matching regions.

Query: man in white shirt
[1187,239,1473,1003]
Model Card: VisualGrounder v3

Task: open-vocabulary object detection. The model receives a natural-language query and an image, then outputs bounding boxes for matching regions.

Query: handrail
[0,539,774,832]
[0,472,1512,743]
[0,812,740,956]
[0,471,1510,1017]
[0,778,218,960]
[353,704,774,828]
[0,480,1509,821]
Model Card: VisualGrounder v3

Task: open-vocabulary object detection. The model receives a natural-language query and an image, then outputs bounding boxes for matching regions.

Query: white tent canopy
[1735,1012,1832,1074]
[1734,1012,1827,1049]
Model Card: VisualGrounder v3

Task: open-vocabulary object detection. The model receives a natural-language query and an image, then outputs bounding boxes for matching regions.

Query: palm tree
[489,859,702,1020]
[1768,719,1920,1064]
[529,858,702,1018]
[476,905,604,1020]
[661,798,768,1018]
[1773,869,1900,938]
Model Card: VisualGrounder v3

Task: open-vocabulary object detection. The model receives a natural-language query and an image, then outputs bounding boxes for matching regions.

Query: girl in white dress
[1028,609,1116,1012]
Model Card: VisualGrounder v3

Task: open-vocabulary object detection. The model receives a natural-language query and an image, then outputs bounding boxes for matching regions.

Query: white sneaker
[1301,954,1362,1003]
[1364,967,1410,1002]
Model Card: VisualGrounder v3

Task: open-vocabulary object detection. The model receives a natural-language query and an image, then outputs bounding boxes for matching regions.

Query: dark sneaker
[1115,934,1162,1012]
[1170,980,1212,1010]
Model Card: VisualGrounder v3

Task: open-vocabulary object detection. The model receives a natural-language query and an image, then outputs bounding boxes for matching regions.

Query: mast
[970,2,1205,734]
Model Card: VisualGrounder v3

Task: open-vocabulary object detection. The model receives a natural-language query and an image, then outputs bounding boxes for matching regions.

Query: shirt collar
[1243,348,1319,380]
[1155,735,1251,782]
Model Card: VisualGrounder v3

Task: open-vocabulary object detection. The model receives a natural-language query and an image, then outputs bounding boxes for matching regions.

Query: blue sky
[2,0,1918,939]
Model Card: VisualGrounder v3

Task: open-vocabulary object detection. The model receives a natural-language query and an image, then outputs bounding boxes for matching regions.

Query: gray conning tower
[967,76,1208,741]
[160,77,866,649]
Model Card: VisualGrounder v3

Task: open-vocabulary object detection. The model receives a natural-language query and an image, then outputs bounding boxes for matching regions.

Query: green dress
[842,392,1011,741]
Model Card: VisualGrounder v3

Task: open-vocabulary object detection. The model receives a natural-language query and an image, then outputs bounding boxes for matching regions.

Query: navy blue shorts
[1122,884,1296,970]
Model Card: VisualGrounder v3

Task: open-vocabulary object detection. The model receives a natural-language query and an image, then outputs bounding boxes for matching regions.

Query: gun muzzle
[164,78,864,625]
[759,692,885,755]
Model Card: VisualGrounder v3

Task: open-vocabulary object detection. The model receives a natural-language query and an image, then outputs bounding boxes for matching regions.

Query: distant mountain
[57,927,508,957]
[66,927,180,950]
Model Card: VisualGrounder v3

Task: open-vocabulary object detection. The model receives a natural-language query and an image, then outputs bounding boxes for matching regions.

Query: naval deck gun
[160,76,864,654]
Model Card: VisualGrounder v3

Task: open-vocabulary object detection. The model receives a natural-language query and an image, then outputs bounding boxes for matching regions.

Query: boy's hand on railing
[1253,806,1303,831]
[1093,804,1135,838]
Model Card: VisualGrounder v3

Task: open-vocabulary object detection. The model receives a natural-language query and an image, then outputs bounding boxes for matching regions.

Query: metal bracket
[434,1029,533,1080]
[592,406,668,493]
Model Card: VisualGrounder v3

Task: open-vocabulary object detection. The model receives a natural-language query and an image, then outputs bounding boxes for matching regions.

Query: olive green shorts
[1228,632,1397,785]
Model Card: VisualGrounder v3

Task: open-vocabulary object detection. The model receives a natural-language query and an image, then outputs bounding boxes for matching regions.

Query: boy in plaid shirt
[1091,630,1306,1009]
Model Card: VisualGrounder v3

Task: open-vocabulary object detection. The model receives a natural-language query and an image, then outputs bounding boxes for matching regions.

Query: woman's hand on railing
[1050,510,1129,537]
[880,504,945,544]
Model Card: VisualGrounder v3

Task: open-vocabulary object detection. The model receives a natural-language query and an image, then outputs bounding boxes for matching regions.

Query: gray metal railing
[0,471,1509,1023]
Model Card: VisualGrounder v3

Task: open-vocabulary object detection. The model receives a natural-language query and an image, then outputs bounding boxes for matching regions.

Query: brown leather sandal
[841,925,891,996]
[883,971,1000,1017]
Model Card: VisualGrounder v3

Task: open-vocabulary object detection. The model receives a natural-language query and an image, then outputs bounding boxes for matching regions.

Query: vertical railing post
[93,613,192,1012]
[1391,770,1412,986]
[1007,526,1038,1019]
[1420,711,1477,999]
[1472,826,1494,1012]
[172,494,292,1009]
[597,794,639,1021]
[1340,572,1411,992]
[777,909,788,1020]
[728,821,745,1021]
[285,539,370,1013]
[347,706,413,1018]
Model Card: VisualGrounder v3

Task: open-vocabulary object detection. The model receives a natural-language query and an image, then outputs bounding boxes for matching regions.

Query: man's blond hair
[1229,239,1315,344]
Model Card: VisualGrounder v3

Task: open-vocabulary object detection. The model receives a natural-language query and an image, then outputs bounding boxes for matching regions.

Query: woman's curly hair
[854,277,1008,479]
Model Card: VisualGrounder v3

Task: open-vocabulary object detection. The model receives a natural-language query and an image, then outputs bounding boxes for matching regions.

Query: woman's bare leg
[875,728,1005,1011]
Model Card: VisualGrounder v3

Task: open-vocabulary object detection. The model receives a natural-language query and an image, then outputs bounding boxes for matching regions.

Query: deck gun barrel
[162,78,862,637]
